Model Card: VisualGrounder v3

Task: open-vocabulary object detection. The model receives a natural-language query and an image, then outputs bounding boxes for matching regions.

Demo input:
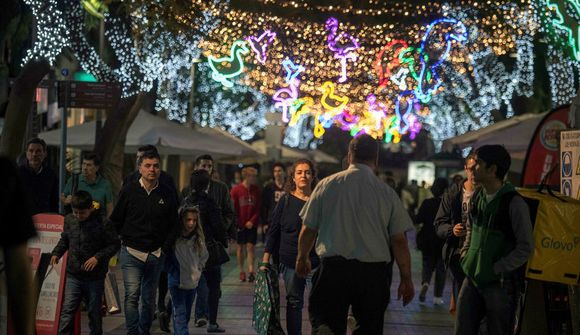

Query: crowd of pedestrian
[3,134,535,335]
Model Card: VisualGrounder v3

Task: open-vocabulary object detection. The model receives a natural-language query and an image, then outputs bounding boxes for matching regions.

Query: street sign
[57,81,121,110]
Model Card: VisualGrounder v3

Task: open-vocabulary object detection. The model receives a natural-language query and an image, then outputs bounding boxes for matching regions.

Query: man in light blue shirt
[297,134,415,334]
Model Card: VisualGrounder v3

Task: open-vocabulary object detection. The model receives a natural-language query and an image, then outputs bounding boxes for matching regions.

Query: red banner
[522,105,572,188]
[26,214,68,335]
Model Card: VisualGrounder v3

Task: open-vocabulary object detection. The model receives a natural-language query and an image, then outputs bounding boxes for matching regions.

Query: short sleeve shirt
[300,164,413,263]
[64,174,113,216]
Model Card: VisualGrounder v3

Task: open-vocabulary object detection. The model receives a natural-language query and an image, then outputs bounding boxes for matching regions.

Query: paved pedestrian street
[86,234,455,334]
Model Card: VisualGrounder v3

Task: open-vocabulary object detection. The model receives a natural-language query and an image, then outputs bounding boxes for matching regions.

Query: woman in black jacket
[261,159,319,335]
[416,177,449,305]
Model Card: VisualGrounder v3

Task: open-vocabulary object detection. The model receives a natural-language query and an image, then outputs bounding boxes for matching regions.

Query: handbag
[253,264,285,335]
[205,239,230,268]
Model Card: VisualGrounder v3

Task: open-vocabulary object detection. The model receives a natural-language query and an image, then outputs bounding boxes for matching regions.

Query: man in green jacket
[454,145,534,335]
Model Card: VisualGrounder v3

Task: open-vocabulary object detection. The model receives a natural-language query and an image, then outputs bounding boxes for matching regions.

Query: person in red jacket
[230,166,261,282]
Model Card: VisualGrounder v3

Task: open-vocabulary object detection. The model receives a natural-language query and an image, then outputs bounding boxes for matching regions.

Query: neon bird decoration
[414,18,467,103]
[374,39,409,88]
[282,58,305,83]
[326,17,360,83]
[319,81,349,111]
[207,40,250,88]
[246,30,277,64]
[273,79,299,123]
[289,97,314,126]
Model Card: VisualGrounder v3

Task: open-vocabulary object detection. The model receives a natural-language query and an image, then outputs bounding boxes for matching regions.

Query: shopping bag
[253,264,284,335]
[104,271,121,314]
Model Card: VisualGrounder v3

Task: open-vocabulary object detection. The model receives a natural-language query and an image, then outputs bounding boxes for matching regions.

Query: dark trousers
[421,253,446,297]
[203,265,222,325]
[157,271,169,313]
[309,257,389,335]
[454,277,518,335]
[194,273,209,320]
[448,254,466,302]
[59,275,105,335]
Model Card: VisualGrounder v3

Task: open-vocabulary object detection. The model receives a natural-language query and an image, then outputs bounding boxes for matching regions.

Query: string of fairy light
[19,0,580,149]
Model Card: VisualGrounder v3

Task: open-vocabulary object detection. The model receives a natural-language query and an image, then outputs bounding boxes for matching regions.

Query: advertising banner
[519,188,580,285]
[560,129,580,199]
[522,105,571,188]
[26,214,67,335]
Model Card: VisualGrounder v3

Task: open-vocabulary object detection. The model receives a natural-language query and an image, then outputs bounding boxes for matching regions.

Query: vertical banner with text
[560,130,580,200]
[26,214,68,335]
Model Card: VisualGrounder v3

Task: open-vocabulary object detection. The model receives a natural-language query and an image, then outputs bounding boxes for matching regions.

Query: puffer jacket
[52,213,120,280]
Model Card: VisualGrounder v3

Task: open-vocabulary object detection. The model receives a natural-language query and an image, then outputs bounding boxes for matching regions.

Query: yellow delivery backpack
[518,187,580,285]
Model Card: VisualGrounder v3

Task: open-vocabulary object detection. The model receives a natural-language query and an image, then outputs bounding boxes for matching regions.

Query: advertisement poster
[560,130,580,199]
[522,105,571,188]
[26,214,67,335]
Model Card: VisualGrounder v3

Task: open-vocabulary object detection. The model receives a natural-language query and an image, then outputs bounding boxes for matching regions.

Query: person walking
[434,153,480,313]
[51,191,120,335]
[110,151,178,335]
[166,206,208,335]
[296,134,415,334]
[17,138,59,214]
[183,170,228,333]
[416,177,449,305]
[261,159,319,335]
[181,154,235,328]
[231,166,261,283]
[454,145,534,335]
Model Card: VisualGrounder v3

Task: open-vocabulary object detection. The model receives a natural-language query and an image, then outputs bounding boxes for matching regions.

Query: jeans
[280,263,312,335]
[454,277,518,335]
[204,265,222,325]
[169,286,197,335]
[58,275,104,335]
[120,247,165,335]
[421,254,446,297]
[194,273,209,320]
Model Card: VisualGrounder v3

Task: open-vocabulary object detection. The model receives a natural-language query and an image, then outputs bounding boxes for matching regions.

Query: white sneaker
[433,297,444,305]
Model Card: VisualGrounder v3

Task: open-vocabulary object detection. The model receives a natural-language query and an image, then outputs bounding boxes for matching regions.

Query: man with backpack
[454,145,534,335]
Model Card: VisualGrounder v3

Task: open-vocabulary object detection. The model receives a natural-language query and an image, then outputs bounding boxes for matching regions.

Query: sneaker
[433,297,445,306]
[239,271,246,282]
[195,317,208,327]
[419,283,429,302]
[158,312,170,333]
[207,323,225,333]
[248,272,255,283]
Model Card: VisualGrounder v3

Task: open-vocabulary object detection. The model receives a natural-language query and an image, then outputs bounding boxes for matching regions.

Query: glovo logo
[540,236,580,252]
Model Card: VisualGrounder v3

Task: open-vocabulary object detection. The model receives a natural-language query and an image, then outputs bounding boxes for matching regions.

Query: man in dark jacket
[51,191,120,335]
[18,138,59,214]
[434,153,479,307]
[110,151,178,335]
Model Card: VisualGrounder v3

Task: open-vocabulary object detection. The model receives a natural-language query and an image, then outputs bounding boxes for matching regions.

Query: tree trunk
[94,92,146,196]
[0,59,50,160]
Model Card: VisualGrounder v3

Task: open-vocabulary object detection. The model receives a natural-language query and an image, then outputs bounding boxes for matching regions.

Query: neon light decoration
[81,0,107,19]
[246,30,277,64]
[273,79,299,123]
[543,0,580,60]
[208,40,249,88]
[366,94,388,130]
[414,18,468,103]
[289,97,314,126]
[326,17,360,83]
[282,58,305,83]
[374,39,409,88]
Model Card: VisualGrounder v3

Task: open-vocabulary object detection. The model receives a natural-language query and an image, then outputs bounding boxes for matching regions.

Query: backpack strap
[496,191,519,243]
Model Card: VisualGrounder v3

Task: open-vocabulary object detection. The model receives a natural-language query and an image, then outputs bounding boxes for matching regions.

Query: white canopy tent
[38,111,264,159]
[250,139,340,164]
[441,112,548,172]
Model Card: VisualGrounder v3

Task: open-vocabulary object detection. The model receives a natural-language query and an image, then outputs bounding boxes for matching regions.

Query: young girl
[166,206,208,335]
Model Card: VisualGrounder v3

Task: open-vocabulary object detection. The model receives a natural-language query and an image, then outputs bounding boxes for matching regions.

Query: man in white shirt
[296,134,415,334]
